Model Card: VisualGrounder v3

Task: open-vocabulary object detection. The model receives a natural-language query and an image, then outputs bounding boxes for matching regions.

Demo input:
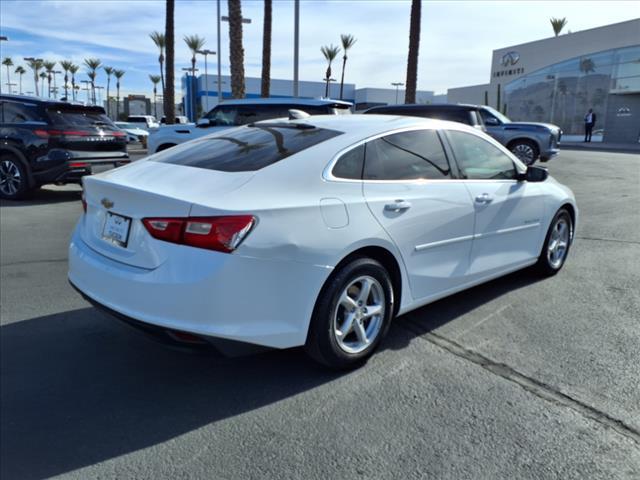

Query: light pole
[197,49,216,113]
[293,0,299,97]
[221,11,251,102]
[52,70,62,99]
[81,80,90,104]
[96,86,105,107]
[391,82,404,104]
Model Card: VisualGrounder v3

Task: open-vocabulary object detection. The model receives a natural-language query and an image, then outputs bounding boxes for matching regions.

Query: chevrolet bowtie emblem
[101,198,114,209]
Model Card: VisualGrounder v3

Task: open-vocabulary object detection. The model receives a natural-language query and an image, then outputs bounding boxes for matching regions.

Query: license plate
[102,212,132,247]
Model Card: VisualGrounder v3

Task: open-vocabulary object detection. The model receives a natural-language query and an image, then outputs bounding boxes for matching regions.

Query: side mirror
[518,165,549,182]
[484,117,500,126]
[197,118,212,128]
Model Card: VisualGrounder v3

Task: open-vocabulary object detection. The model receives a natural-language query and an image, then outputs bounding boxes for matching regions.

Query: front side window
[152,124,342,172]
[204,106,238,126]
[363,129,451,180]
[447,130,516,180]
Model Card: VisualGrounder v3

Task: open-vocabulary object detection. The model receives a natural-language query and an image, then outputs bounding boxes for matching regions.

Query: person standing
[584,108,596,142]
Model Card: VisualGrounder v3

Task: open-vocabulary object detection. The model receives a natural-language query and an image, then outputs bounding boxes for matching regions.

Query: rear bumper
[33,157,131,185]
[68,224,331,349]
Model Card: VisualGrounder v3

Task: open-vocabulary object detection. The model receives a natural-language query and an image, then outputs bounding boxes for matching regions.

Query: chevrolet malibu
[68,115,577,369]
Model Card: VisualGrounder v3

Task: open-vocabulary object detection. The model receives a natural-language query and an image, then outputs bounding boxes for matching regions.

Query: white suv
[148,98,352,154]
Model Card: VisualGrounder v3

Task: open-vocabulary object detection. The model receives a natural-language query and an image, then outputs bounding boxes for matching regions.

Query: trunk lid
[81,160,254,269]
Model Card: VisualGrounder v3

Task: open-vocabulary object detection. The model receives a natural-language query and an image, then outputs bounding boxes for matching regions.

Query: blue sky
[0,0,637,98]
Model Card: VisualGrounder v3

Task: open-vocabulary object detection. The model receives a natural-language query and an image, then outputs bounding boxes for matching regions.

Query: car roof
[216,97,353,107]
[0,93,99,109]
[365,103,483,113]
[279,113,478,139]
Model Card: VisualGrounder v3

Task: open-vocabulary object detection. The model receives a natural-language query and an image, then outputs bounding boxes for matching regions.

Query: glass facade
[504,45,640,139]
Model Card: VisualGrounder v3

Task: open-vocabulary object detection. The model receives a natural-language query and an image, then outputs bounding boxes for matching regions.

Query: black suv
[364,103,561,165]
[0,94,129,199]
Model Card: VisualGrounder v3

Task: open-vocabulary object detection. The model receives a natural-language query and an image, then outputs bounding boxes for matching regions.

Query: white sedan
[68,115,577,369]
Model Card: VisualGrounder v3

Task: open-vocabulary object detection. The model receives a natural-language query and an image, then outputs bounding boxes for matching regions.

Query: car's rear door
[362,128,475,302]
[443,129,545,278]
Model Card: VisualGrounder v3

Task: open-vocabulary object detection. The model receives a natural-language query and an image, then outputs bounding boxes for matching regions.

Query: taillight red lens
[142,215,255,253]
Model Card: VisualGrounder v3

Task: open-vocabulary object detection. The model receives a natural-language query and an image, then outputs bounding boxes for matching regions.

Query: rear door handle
[384,200,412,212]
[475,193,493,204]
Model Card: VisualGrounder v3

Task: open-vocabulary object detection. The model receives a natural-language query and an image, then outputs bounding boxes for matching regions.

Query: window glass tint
[152,125,342,172]
[332,144,364,179]
[363,130,450,180]
[447,130,516,180]
[1,102,45,124]
[49,108,115,128]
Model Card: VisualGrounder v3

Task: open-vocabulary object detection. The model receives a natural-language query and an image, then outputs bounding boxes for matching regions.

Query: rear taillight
[142,215,255,253]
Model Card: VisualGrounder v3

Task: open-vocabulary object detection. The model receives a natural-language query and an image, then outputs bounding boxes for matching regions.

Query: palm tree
[14,66,26,94]
[59,60,73,100]
[83,58,102,104]
[405,0,421,104]
[228,0,246,98]
[149,74,161,118]
[69,63,79,101]
[261,0,272,97]
[2,57,14,94]
[26,58,44,97]
[164,0,176,124]
[103,66,114,117]
[149,31,166,103]
[39,71,48,94]
[338,34,356,100]
[184,34,206,120]
[43,60,56,98]
[114,69,125,119]
[550,17,567,37]
[320,45,340,98]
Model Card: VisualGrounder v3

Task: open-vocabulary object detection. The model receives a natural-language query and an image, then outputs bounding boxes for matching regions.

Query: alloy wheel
[547,217,570,269]
[512,143,536,165]
[0,160,23,196]
[333,275,385,354]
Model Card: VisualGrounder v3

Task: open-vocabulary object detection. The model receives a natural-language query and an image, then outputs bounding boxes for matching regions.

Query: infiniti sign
[501,51,520,67]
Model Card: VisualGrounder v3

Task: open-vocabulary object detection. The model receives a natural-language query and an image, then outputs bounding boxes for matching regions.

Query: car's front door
[362,129,476,302]
[444,130,545,279]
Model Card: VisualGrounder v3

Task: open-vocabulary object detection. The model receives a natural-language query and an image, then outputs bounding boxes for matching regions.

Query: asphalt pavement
[1,149,639,479]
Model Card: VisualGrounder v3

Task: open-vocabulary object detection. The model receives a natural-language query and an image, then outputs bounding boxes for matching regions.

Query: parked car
[126,115,159,131]
[364,103,562,165]
[0,94,129,200]
[114,122,149,147]
[160,115,190,124]
[148,98,353,154]
[69,114,577,369]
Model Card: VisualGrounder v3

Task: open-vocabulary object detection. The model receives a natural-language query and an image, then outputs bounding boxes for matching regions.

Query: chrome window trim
[323,125,526,184]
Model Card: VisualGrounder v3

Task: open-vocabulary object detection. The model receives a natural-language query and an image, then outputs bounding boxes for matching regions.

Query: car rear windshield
[47,107,116,129]
[151,124,343,172]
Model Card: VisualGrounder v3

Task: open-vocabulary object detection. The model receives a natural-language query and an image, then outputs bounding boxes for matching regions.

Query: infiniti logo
[501,51,520,67]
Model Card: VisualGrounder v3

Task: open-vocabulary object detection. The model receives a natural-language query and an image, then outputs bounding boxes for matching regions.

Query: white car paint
[68,115,577,349]
[114,122,149,143]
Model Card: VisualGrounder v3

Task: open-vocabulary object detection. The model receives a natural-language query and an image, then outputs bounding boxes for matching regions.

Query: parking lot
[1,149,639,479]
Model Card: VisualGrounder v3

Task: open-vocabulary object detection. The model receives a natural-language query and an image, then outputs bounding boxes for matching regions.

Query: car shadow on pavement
[0,269,542,480]
[0,187,82,208]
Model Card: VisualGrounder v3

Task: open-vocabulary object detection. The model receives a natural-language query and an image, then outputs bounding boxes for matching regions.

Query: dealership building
[447,19,640,143]
[181,74,444,118]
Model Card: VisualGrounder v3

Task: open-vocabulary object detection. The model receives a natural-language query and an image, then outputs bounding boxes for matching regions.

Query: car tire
[510,140,539,166]
[534,208,573,276]
[0,154,32,200]
[305,257,394,369]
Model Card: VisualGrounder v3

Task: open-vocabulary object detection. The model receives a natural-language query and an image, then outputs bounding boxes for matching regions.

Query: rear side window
[48,108,115,128]
[364,129,451,180]
[152,124,342,172]
[1,102,45,124]
[332,144,365,179]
